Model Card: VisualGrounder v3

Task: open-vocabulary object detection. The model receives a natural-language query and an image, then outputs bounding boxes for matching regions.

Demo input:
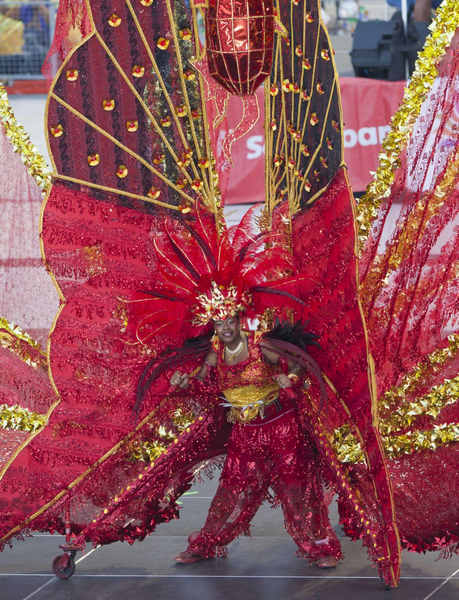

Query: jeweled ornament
[50,124,64,138]
[66,69,79,82]
[108,13,122,27]
[102,99,115,111]
[205,0,275,96]
[126,120,139,132]
[116,165,128,178]
[131,65,145,78]
[147,186,161,199]
[87,153,100,167]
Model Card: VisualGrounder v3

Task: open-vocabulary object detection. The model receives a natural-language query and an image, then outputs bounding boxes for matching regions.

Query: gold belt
[222,383,280,424]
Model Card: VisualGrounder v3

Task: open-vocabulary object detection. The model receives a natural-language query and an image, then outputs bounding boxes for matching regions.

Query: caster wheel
[52,553,75,580]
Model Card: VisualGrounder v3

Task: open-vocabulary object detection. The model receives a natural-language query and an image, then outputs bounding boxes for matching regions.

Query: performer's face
[214,315,241,346]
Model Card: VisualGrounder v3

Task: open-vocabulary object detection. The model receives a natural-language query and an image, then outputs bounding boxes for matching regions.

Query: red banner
[222,77,406,203]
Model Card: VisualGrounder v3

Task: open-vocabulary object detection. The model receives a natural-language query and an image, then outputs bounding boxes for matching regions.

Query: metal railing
[0,0,57,80]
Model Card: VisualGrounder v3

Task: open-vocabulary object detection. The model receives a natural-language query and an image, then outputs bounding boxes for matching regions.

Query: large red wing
[265,0,343,215]
[47,0,221,216]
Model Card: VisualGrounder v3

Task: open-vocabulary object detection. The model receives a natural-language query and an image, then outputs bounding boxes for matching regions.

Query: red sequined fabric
[187,405,342,562]
[206,0,275,95]
[216,334,281,390]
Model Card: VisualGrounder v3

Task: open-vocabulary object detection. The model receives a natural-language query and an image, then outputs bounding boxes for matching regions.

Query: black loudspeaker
[350,12,429,81]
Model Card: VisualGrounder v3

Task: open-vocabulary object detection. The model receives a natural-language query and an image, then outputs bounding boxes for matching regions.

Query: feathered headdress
[128,205,314,349]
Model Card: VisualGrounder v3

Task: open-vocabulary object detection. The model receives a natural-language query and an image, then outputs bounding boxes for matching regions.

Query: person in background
[386,0,441,23]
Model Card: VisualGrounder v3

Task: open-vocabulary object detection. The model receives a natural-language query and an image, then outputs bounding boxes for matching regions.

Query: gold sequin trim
[0,84,51,194]
[0,404,47,433]
[0,317,47,370]
[381,334,459,414]
[131,408,195,463]
[333,421,459,464]
[379,376,459,436]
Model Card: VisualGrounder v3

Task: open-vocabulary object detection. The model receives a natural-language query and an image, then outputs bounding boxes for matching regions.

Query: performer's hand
[274,374,292,389]
[170,371,190,388]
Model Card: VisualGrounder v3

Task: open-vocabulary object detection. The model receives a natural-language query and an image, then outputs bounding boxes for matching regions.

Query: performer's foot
[175,550,207,564]
[315,556,338,569]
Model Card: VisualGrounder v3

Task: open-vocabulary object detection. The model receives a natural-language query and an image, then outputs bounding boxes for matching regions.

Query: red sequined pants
[187,408,342,561]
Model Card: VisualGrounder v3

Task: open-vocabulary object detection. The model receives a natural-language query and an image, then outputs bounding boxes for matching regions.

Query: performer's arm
[170,350,217,388]
[261,346,303,389]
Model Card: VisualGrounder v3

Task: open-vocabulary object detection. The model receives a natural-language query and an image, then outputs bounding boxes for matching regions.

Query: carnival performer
[0,0,457,592]
[168,314,341,567]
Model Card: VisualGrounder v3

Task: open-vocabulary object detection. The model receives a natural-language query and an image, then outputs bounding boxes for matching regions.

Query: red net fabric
[360,39,458,396]
[0,121,59,346]
[0,343,53,474]
[358,33,459,555]
[0,92,59,546]
[290,168,400,584]
[0,182,226,548]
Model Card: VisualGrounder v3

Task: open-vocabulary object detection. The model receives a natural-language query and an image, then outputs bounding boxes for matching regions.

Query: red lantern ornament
[205,0,275,96]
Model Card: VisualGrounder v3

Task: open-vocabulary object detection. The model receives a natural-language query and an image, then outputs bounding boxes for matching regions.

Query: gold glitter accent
[82,245,105,278]
[357,0,458,252]
[384,424,459,458]
[0,404,47,433]
[224,384,280,424]
[0,84,51,194]
[331,336,459,463]
[332,425,365,464]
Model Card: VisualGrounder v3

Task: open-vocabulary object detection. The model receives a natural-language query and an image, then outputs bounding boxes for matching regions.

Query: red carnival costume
[0,0,457,590]
[185,333,341,562]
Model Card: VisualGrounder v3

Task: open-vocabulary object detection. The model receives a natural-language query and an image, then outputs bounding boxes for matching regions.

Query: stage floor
[1,478,457,600]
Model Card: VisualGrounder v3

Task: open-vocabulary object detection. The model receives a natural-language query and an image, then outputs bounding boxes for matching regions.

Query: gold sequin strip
[381,334,459,414]
[379,376,459,436]
[0,84,51,194]
[384,423,459,459]
[0,317,47,370]
[356,0,458,252]
[333,421,458,464]
[0,404,47,433]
